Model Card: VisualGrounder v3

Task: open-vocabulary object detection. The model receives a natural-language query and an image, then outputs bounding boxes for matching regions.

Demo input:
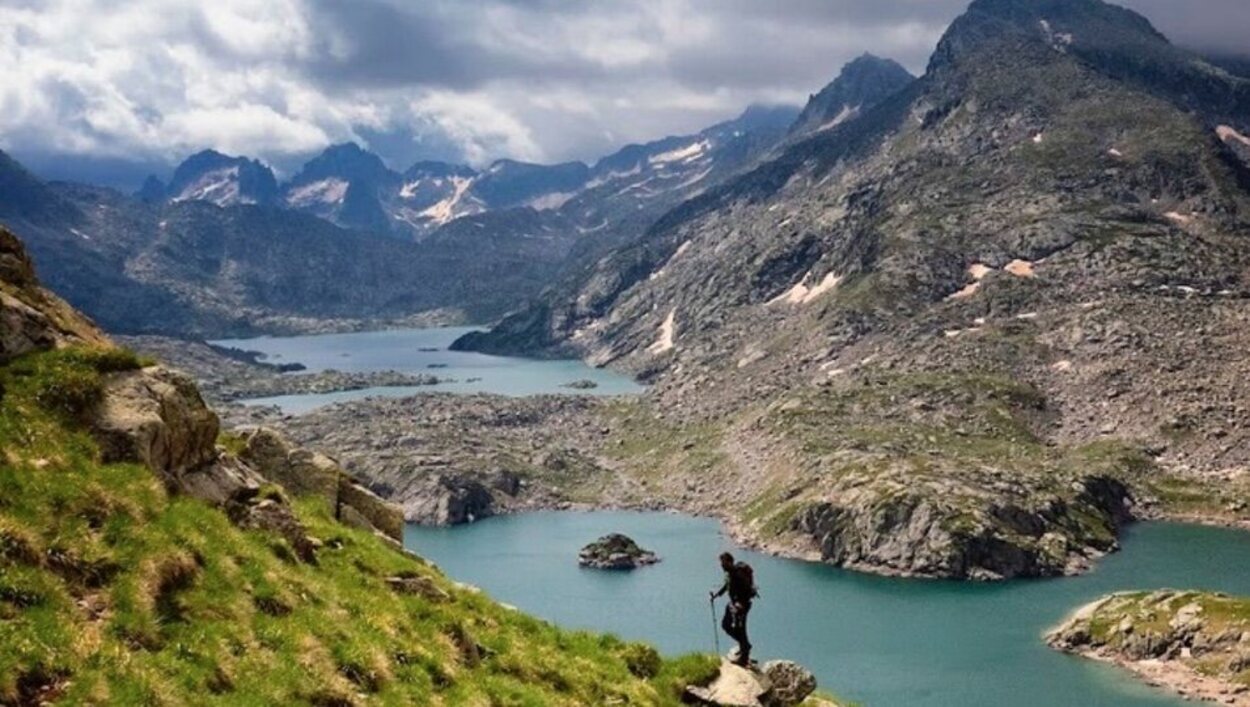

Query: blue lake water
[406,512,1250,707]
[210,327,642,413]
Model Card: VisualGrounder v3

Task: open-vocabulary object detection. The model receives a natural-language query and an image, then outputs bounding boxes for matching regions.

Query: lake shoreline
[405,493,1250,584]
[404,512,1250,707]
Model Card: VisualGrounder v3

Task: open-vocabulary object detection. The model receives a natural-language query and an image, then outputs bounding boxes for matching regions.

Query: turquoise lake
[407,512,1250,707]
[210,327,643,413]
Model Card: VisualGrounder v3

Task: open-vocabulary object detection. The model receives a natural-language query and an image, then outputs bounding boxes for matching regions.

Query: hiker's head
[719,552,734,570]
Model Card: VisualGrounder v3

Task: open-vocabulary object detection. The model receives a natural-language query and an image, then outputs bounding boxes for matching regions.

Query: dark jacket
[719,563,756,604]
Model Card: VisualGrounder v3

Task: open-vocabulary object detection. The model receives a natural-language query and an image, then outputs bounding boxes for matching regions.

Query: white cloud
[0,0,1242,179]
[409,92,543,165]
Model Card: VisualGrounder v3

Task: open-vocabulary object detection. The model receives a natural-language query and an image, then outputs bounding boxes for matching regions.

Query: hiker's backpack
[736,562,759,599]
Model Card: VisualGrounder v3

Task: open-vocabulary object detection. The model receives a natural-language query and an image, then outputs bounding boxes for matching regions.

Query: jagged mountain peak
[790,54,914,137]
[291,142,395,186]
[842,52,913,77]
[167,149,278,207]
[177,148,240,168]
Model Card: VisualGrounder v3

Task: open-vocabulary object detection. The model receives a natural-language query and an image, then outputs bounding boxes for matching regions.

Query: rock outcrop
[684,658,818,707]
[94,366,221,477]
[0,225,106,362]
[401,473,499,526]
[238,427,404,542]
[1048,591,1250,706]
[789,474,1132,580]
[337,473,405,541]
[578,533,660,570]
[240,427,340,498]
[760,661,819,706]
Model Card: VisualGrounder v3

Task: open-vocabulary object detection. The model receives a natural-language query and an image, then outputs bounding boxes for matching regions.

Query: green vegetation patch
[602,400,728,480]
[767,372,1049,471]
[0,347,716,705]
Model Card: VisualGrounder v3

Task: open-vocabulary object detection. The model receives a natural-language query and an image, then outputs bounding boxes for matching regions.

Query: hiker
[710,551,757,665]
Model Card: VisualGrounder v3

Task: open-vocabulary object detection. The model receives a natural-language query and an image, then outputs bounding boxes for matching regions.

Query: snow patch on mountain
[649,140,709,165]
[819,104,860,132]
[419,176,476,225]
[286,178,349,208]
[528,191,577,211]
[170,166,243,206]
[648,309,677,354]
[1217,125,1250,147]
[769,271,842,306]
[586,164,643,189]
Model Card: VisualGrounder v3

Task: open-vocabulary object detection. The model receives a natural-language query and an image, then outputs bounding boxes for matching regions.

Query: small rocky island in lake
[578,534,660,569]
[563,379,599,390]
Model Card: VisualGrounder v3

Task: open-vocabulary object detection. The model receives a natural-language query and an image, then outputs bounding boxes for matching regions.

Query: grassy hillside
[0,346,715,705]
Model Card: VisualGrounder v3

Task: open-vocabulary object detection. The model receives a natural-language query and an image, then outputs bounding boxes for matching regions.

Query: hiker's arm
[710,577,727,598]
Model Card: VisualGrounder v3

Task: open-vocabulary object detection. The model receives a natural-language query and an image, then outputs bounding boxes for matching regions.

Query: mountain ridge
[134,100,801,243]
[448,0,1250,580]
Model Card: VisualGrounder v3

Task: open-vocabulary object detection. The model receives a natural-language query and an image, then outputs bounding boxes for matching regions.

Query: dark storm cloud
[288,0,1249,94]
[299,0,493,89]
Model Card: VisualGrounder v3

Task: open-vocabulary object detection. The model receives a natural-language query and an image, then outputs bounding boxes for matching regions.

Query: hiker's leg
[723,605,750,663]
[740,604,750,654]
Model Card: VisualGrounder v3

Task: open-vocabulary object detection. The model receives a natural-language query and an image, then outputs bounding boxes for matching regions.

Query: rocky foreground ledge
[685,658,830,707]
[1047,591,1250,705]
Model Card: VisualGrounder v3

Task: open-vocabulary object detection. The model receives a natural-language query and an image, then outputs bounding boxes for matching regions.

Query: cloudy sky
[1,0,1247,186]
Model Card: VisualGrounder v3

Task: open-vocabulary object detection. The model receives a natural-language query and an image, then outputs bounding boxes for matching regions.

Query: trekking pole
[709,596,721,655]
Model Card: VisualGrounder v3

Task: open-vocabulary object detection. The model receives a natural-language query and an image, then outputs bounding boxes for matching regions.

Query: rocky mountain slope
[0,224,738,705]
[451,55,920,358]
[1048,591,1250,705]
[449,0,1250,578]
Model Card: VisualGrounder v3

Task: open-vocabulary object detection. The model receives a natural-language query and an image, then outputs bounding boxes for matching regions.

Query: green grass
[767,372,1048,469]
[0,347,718,705]
[602,400,728,481]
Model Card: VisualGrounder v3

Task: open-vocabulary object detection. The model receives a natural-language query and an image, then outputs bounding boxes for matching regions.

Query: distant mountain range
[1,61,922,336]
[132,103,804,242]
